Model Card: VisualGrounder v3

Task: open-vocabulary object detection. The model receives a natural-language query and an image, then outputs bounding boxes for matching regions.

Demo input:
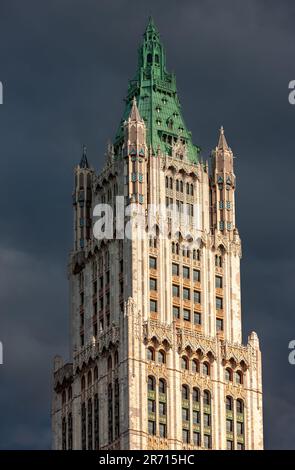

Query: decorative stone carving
[177,329,217,358]
[221,341,250,368]
[143,320,173,347]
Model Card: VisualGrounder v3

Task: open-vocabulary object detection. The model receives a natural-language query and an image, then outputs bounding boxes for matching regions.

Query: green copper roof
[114,17,200,163]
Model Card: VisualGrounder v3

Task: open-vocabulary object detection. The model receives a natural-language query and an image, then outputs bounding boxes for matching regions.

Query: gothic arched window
[81,375,85,392]
[181,356,189,370]
[114,351,119,367]
[192,359,199,373]
[87,370,92,387]
[203,361,210,377]
[148,375,156,391]
[182,384,189,400]
[225,367,233,382]
[158,350,166,364]
[159,378,166,394]
[226,396,233,411]
[203,390,211,406]
[193,387,200,403]
[235,370,243,385]
[147,347,155,361]
[236,399,244,414]
[94,366,98,381]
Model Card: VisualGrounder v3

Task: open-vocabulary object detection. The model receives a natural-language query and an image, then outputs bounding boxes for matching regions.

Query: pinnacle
[145,16,159,38]
[129,96,142,122]
[79,144,89,169]
[217,126,229,151]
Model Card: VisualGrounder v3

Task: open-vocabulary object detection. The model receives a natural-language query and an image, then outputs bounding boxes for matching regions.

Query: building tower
[52,18,263,451]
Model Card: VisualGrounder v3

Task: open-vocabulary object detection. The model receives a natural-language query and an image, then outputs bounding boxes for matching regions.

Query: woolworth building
[52,18,263,450]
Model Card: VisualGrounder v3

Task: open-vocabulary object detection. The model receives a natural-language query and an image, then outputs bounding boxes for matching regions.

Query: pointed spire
[217,126,229,151]
[129,96,142,121]
[145,16,159,38]
[80,144,89,169]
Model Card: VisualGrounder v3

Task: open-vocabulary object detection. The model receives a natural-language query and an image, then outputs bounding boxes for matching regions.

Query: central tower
[52,18,263,451]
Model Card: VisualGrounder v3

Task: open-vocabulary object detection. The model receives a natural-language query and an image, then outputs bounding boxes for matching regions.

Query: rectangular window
[215,276,223,288]
[106,271,110,284]
[226,419,233,432]
[216,318,224,331]
[150,299,157,313]
[194,312,201,325]
[148,420,156,435]
[172,263,179,276]
[183,266,190,279]
[159,402,166,416]
[204,434,211,449]
[193,410,200,425]
[93,281,97,294]
[173,284,180,297]
[216,297,223,310]
[149,278,157,291]
[99,297,104,310]
[193,432,200,447]
[193,269,200,282]
[227,440,234,450]
[173,306,180,319]
[159,423,166,438]
[204,413,211,427]
[183,309,191,322]
[193,290,201,304]
[182,408,189,421]
[148,400,155,413]
[183,287,190,300]
[99,276,103,289]
[237,422,244,435]
[149,256,157,270]
[182,429,190,444]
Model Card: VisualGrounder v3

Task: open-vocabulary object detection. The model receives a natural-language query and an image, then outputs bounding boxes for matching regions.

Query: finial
[145,16,159,37]
[80,144,89,169]
[217,126,229,151]
[129,96,142,121]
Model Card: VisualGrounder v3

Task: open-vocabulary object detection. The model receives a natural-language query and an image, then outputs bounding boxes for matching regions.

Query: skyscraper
[52,18,263,451]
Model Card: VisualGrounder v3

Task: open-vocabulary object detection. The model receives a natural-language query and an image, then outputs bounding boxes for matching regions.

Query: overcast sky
[0,0,295,449]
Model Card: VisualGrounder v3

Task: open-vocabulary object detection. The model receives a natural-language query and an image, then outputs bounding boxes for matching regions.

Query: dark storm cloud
[0,0,294,449]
